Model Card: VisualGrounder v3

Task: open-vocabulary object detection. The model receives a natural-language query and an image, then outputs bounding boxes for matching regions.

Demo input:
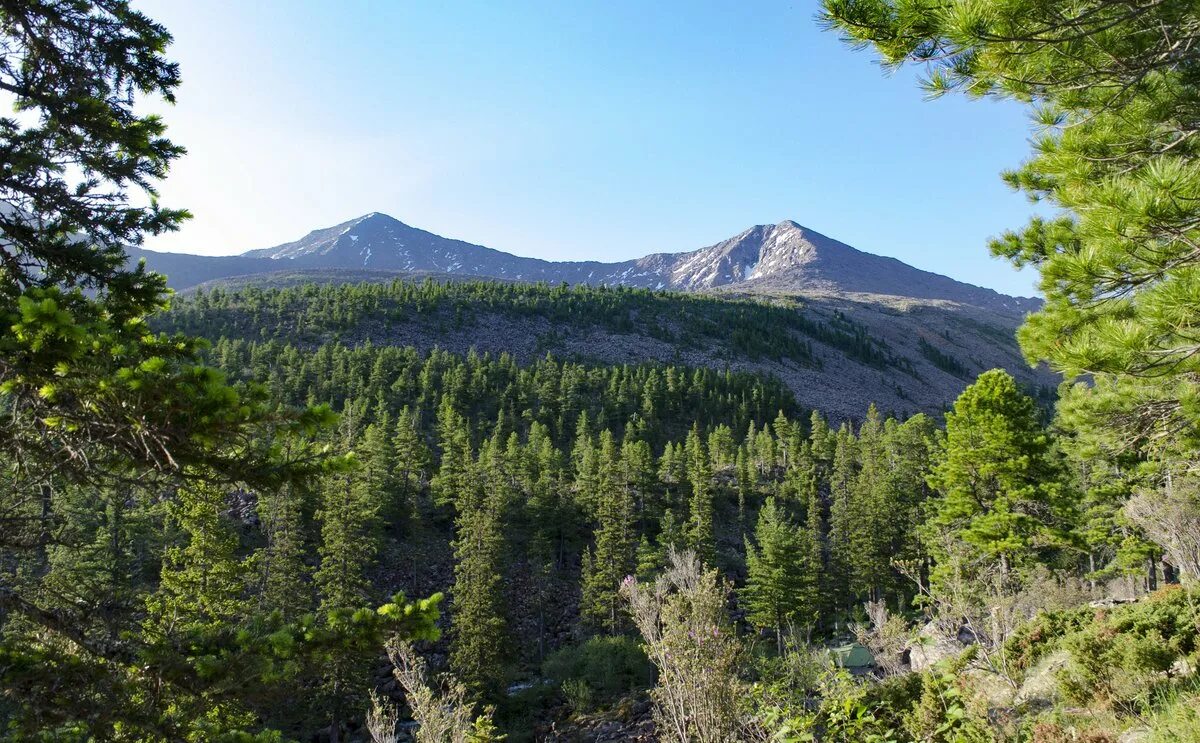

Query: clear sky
[138,0,1044,296]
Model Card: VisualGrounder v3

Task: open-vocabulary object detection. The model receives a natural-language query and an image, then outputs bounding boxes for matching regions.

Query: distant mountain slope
[163,276,1056,420]
[133,213,1038,315]
[125,247,280,288]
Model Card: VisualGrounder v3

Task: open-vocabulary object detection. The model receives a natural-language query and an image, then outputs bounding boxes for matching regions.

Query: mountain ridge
[131,213,1038,315]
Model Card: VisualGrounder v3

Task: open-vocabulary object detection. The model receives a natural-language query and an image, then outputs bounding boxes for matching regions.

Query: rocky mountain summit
[131,213,1037,315]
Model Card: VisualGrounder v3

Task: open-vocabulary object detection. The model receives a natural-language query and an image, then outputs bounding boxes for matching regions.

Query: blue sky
[139,0,1044,296]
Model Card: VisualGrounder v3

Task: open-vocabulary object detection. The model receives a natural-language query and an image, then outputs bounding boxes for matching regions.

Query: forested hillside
[158,277,1055,419]
[4,2,1200,743]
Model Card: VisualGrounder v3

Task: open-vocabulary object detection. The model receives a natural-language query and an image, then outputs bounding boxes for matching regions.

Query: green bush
[1057,588,1199,711]
[1002,604,1093,675]
[560,678,593,715]
[541,636,654,704]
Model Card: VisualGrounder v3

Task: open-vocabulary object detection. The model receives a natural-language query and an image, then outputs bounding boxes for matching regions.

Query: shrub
[385,639,501,743]
[900,670,993,743]
[1002,604,1092,676]
[1056,588,1199,711]
[541,635,654,705]
[560,678,593,715]
[621,548,743,743]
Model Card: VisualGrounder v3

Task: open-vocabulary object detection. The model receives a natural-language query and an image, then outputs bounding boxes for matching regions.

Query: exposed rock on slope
[167,274,1056,420]
[133,213,1038,317]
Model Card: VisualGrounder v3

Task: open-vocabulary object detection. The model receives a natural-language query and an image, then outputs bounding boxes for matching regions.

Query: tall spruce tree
[314,468,379,613]
[743,496,820,650]
[851,404,891,602]
[450,437,507,700]
[685,425,715,565]
[581,430,635,633]
[257,483,312,620]
[827,423,859,610]
[392,404,431,525]
[433,396,474,509]
[146,480,248,637]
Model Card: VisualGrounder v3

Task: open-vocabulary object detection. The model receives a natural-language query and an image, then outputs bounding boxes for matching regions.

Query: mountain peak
[145,213,1037,314]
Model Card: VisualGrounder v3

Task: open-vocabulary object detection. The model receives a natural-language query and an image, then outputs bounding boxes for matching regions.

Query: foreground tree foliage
[925,370,1071,583]
[805,3,1200,742]
[821,0,1200,459]
[0,3,440,739]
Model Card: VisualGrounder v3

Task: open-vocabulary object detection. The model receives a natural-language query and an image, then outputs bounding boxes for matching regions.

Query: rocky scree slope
[164,278,1055,420]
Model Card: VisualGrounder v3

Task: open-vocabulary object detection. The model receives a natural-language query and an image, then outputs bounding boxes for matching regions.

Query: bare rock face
[908,620,980,672]
[1014,649,1072,708]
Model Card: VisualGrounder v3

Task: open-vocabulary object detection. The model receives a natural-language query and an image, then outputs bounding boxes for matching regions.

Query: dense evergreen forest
[160,278,901,370]
[3,2,1200,743]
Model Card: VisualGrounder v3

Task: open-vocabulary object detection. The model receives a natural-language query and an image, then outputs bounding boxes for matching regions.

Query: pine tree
[146,480,248,636]
[685,425,715,565]
[433,396,474,509]
[527,421,576,569]
[392,404,431,525]
[621,436,655,532]
[822,0,1200,462]
[742,497,819,651]
[41,485,142,618]
[882,413,935,605]
[802,453,828,624]
[851,404,891,601]
[773,411,794,468]
[581,430,635,633]
[360,408,397,529]
[572,417,601,517]
[0,4,446,734]
[450,441,507,699]
[926,370,1069,585]
[735,445,754,528]
[707,424,736,472]
[827,423,859,610]
[809,410,836,470]
[314,465,379,613]
[258,483,312,620]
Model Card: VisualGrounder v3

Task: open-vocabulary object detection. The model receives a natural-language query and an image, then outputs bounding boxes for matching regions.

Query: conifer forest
[4,1,1200,741]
